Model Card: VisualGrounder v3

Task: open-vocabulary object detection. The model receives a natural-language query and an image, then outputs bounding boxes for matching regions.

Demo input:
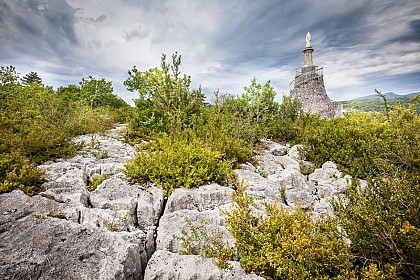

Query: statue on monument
[306,31,311,48]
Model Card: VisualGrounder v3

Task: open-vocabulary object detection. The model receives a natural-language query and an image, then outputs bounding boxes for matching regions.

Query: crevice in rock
[85,196,93,209]
[77,209,82,224]
[154,194,167,241]
[132,202,139,228]
[144,191,167,271]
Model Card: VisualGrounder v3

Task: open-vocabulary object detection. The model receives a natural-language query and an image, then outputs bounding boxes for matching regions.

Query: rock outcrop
[0,126,357,279]
[0,125,164,280]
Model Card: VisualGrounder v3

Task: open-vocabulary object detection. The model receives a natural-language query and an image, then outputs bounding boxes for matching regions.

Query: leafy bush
[224,183,357,279]
[194,96,252,163]
[0,66,122,195]
[123,135,233,197]
[332,174,419,279]
[296,95,420,278]
[0,151,45,196]
[224,78,279,143]
[298,102,420,178]
[87,174,111,192]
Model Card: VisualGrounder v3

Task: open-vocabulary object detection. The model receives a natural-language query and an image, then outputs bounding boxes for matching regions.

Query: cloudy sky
[1,0,419,103]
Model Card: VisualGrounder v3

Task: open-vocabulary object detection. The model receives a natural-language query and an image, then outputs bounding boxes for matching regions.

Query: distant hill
[353,92,419,100]
[342,93,420,114]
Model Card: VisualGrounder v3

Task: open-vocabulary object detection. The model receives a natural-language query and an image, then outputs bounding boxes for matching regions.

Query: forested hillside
[342,95,420,114]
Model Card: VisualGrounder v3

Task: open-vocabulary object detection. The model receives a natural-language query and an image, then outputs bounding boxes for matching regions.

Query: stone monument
[290,32,342,119]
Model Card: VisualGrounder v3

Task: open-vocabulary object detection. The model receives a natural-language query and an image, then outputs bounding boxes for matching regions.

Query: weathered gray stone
[38,126,136,207]
[287,144,304,161]
[136,186,165,230]
[156,208,233,254]
[239,162,257,172]
[309,161,342,183]
[144,250,265,280]
[165,184,234,213]
[0,191,146,280]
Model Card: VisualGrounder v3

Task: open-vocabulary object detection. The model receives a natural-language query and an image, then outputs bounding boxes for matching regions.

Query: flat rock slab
[0,191,146,280]
[144,250,264,280]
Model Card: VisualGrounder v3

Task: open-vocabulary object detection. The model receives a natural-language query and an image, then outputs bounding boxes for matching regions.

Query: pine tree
[21,71,42,85]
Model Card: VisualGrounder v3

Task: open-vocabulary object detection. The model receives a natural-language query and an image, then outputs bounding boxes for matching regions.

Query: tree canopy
[21,71,42,85]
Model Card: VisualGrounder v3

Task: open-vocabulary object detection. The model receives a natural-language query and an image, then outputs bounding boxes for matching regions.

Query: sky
[1,0,419,104]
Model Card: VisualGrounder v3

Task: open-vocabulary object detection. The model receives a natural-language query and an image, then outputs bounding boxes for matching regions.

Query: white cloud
[1,0,418,104]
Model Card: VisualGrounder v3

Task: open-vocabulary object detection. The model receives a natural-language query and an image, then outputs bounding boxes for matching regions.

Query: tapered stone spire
[303,32,314,67]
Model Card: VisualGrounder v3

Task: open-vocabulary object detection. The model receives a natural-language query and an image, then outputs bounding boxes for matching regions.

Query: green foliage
[224,183,355,279]
[342,96,420,114]
[224,78,278,143]
[0,151,45,196]
[332,174,419,279]
[87,174,111,192]
[0,65,20,86]
[175,218,234,269]
[79,76,129,110]
[194,93,252,163]
[270,96,304,142]
[124,53,204,138]
[21,71,42,85]
[0,65,121,196]
[298,102,420,178]
[124,135,233,197]
[57,79,132,123]
[297,94,420,278]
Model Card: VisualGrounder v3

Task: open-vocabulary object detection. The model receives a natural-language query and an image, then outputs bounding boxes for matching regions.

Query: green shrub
[124,53,204,139]
[295,96,420,278]
[223,183,356,279]
[298,105,420,179]
[0,151,45,196]
[123,135,233,197]
[0,66,120,195]
[87,174,111,192]
[194,99,252,163]
[332,174,419,279]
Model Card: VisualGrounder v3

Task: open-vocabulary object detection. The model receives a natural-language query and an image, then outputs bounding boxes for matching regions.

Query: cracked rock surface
[0,126,357,279]
[0,125,163,280]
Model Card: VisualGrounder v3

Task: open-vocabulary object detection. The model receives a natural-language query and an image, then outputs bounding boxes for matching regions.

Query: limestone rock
[164,184,234,213]
[144,250,264,280]
[38,126,135,207]
[90,178,164,230]
[156,208,232,254]
[0,191,146,280]
[287,144,304,161]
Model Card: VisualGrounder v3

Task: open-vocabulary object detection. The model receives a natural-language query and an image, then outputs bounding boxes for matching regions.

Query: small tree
[124,52,204,138]
[79,76,125,108]
[0,65,20,87]
[21,71,42,85]
[224,78,278,142]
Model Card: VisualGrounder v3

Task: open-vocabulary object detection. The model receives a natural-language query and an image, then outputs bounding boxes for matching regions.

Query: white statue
[306,31,311,47]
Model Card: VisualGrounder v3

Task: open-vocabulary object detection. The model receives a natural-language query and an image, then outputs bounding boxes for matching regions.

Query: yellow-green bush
[224,184,356,279]
[298,102,419,179]
[0,151,45,196]
[87,174,111,192]
[123,135,233,197]
[297,99,420,278]
[0,68,121,195]
[175,218,234,269]
[332,174,419,279]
